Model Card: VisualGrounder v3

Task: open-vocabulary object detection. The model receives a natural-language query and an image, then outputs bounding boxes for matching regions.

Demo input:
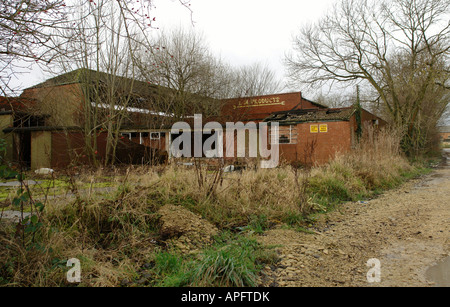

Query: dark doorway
[14,131,31,169]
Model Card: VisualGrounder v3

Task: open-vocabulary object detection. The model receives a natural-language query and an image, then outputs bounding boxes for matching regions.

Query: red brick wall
[0,96,36,112]
[216,121,352,166]
[261,121,353,165]
[294,121,352,165]
[51,131,107,168]
[360,109,387,128]
[440,133,450,141]
[129,133,167,151]
[21,83,85,127]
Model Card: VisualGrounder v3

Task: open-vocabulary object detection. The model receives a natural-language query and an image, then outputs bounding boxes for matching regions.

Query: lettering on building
[233,97,285,110]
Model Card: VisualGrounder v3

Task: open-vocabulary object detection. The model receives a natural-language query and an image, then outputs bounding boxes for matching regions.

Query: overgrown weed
[0,127,435,286]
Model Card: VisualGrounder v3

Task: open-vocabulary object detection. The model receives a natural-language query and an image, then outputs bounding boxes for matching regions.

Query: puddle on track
[422,150,449,287]
[426,257,450,287]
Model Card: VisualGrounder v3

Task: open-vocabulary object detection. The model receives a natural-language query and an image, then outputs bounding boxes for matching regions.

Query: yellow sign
[310,125,319,133]
[233,97,286,109]
[319,124,328,133]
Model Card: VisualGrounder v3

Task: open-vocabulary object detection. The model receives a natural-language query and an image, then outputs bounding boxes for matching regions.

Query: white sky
[7,0,449,124]
[11,0,337,97]
[152,0,337,95]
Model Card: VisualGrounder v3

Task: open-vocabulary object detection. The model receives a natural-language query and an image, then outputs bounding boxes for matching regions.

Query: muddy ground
[257,150,450,287]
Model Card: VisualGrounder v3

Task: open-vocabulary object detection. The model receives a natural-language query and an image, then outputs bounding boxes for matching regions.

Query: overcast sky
[152,0,337,96]
[10,0,337,97]
[152,0,336,67]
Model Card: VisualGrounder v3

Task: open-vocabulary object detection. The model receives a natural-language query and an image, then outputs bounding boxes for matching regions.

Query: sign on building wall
[311,124,328,133]
[233,97,286,110]
[319,124,328,133]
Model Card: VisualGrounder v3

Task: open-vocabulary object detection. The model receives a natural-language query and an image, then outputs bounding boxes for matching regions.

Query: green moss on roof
[264,107,356,124]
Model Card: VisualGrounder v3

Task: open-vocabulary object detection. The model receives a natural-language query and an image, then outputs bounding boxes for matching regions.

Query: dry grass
[0,127,431,287]
[306,127,420,209]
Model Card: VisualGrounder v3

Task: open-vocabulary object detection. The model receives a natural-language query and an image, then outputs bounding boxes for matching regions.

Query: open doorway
[14,131,31,169]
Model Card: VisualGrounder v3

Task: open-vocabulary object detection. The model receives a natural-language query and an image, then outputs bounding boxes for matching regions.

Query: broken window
[150,132,161,140]
[270,125,298,145]
[279,135,290,144]
[14,114,47,128]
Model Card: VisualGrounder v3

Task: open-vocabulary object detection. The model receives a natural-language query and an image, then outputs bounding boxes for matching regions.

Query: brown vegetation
[0,127,434,286]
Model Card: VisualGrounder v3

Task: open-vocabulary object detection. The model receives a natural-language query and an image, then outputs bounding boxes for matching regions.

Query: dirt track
[258,150,450,287]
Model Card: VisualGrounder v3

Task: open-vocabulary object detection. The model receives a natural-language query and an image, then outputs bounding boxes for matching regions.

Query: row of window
[14,115,46,128]
[120,132,166,141]
[119,125,301,146]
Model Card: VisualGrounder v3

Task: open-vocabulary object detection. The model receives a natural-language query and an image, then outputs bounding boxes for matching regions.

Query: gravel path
[258,150,450,287]
[0,187,114,222]
[0,210,31,222]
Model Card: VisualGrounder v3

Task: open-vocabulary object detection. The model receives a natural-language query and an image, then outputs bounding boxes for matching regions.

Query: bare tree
[135,27,230,120]
[1,0,195,167]
[0,0,73,96]
[0,0,193,94]
[286,0,450,155]
[228,62,286,98]
[313,92,353,109]
[135,27,287,122]
[440,104,450,126]
[49,1,193,166]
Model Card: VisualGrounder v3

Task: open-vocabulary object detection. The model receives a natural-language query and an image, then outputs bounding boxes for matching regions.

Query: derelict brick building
[0,69,386,169]
[0,69,175,169]
[218,92,385,165]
